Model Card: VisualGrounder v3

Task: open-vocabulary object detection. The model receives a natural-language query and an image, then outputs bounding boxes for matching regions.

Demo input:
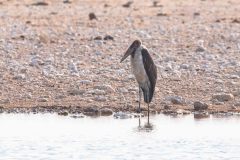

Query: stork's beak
[120,47,134,63]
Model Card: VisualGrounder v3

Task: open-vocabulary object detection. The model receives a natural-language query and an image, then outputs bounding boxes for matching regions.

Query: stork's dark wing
[141,48,157,103]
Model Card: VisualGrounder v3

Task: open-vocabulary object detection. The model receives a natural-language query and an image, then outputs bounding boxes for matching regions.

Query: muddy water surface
[0,114,240,160]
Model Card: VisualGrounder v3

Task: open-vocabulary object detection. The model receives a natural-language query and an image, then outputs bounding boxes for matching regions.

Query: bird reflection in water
[136,117,154,132]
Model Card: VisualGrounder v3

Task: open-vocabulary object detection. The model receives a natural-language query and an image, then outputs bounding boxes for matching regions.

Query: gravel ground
[0,0,239,116]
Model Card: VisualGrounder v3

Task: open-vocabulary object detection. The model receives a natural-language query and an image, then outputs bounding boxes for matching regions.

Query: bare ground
[0,0,240,115]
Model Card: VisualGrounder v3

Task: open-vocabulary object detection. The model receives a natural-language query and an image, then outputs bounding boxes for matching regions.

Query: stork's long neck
[131,46,142,58]
[130,46,149,86]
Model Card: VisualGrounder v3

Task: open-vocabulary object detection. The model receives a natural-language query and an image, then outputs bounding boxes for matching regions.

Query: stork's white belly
[130,48,149,86]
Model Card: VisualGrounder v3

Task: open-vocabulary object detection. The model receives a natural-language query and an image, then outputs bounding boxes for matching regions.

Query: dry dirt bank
[0,0,240,116]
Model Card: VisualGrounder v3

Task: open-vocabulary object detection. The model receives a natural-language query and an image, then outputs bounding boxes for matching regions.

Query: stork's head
[120,40,141,62]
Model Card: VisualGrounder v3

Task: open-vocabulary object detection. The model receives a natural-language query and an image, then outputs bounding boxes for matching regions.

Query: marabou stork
[120,40,157,123]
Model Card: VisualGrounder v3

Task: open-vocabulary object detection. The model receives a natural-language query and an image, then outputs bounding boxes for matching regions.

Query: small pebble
[93,96,107,102]
[37,98,48,102]
[32,2,48,6]
[212,93,234,102]
[58,111,68,116]
[104,35,114,41]
[122,1,133,8]
[89,12,97,20]
[94,36,102,40]
[68,89,85,96]
[166,96,185,105]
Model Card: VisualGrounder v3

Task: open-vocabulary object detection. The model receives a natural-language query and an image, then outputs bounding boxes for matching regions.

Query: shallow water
[0,114,240,160]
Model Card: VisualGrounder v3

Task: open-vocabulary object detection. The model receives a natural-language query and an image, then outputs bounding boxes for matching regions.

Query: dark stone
[162,110,176,115]
[68,89,85,96]
[212,93,234,102]
[58,111,68,116]
[83,107,99,113]
[157,13,168,16]
[122,1,133,8]
[20,35,25,40]
[163,105,171,110]
[94,36,102,40]
[89,12,97,20]
[194,112,210,119]
[195,46,205,52]
[70,115,84,118]
[63,0,71,4]
[193,12,200,16]
[83,106,99,116]
[194,101,208,111]
[104,4,109,7]
[103,35,114,41]
[0,106,3,113]
[100,108,113,116]
[32,2,48,6]
[153,1,158,7]
[232,19,240,23]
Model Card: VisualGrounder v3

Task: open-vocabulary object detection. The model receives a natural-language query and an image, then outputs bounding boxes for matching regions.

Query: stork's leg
[138,86,142,113]
[137,86,141,113]
[147,103,150,125]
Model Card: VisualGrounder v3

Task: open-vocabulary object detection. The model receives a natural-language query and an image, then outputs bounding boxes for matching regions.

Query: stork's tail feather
[142,87,154,103]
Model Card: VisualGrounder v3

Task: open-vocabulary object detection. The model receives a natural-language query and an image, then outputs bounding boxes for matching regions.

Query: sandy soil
[0,0,239,115]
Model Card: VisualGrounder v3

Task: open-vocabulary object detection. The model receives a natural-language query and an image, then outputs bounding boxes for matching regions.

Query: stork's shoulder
[141,47,154,62]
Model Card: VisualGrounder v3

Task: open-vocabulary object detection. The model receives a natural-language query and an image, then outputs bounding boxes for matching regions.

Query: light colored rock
[228,75,239,79]
[212,100,225,105]
[176,109,191,114]
[68,61,78,74]
[95,51,102,55]
[86,89,106,95]
[93,84,115,93]
[37,98,48,102]
[93,96,107,102]
[232,90,240,96]
[22,93,32,99]
[42,65,57,77]
[164,65,172,72]
[0,98,10,104]
[234,102,240,107]
[212,93,234,102]
[80,80,92,85]
[113,112,131,119]
[55,94,66,99]
[29,56,44,66]
[180,64,190,70]
[128,75,135,80]
[215,79,224,84]
[118,88,128,93]
[166,96,185,105]
[13,74,26,80]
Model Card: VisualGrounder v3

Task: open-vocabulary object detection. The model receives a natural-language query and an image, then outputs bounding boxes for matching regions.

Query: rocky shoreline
[1,105,240,119]
[0,0,239,116]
